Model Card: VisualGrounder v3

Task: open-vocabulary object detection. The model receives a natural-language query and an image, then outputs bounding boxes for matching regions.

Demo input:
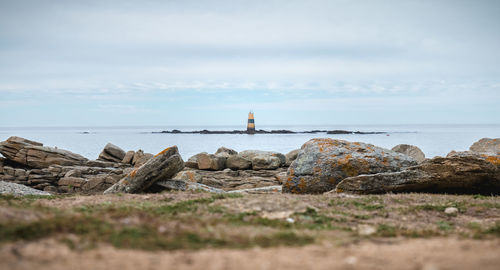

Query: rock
[392,144,426,163]
[445,207,458,216]
[470,138,500,154]
[0,136,87,168]
[226,155,252,170]
[155,180,225,193]
[227,185,282,194]
[285,149,300,166]
[357,224,376,236]
[121,151,135,164]
[98,143,126,163]
[170,167,284,191]
[239,150,286,170]
[0,181,51,196]
[172,170,203,183]
[214,147,238,158]
[197,153,226,170]
[104,146,184,194]
[58,177,87,187]
[283,138,417,194]
[336,154,500,194]
[185,152,207,169]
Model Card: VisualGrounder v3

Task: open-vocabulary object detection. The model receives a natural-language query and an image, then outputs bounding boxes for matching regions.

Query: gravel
[0,181,51,196]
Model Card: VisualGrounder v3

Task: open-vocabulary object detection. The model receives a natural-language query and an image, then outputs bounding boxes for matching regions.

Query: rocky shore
[0,136,499,196]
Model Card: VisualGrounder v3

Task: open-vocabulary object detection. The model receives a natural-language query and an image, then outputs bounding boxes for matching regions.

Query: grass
[0,192,498,251]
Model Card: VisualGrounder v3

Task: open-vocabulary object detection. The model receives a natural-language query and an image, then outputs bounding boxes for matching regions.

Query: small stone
[286,217,295,223]
[444,207,458,216]
[357,224,376,236]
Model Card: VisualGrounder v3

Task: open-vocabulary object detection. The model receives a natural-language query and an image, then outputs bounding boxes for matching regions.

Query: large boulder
[238,150,286,170]
[392,144,426,163]
[283,138,417,194]
[470,138,500,154]
[226,155,252,170]
[0,136,87,169]
[336,153,500,194]
[197,153,226,170]
[98,143,126,163]
[104,146,184,194]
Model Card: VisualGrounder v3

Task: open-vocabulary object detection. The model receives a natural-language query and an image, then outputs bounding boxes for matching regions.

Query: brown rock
[197,153,226,171]
[226,155,252,170]
[104,146,184,194]
[392,144,426,163]
[285,149,300,166]
[121,151,135,164]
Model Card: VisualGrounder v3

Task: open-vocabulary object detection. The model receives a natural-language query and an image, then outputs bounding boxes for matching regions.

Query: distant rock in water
[153,129,387,135]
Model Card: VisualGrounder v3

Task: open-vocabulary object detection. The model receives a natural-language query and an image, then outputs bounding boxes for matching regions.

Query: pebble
[444,207,458,216]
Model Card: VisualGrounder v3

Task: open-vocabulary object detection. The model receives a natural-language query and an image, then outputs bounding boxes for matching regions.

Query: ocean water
[0,124,499,161]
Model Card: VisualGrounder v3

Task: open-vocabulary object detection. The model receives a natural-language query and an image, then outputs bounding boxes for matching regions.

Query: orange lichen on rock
[298,177,307,191]
[483,155,500,166]
[129,169,138,177]
[154,146,175,157]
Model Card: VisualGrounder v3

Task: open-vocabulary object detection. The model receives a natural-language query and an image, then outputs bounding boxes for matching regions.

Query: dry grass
[0,192,499,251]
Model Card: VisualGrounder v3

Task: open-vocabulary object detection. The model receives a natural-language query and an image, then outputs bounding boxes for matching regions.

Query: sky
[1,0,499,127]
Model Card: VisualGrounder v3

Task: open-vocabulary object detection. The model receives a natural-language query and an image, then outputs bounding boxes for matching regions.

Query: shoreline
[152,129,387,135]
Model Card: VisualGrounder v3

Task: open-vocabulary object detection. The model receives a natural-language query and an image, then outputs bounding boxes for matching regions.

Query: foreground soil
[0,192,499,269]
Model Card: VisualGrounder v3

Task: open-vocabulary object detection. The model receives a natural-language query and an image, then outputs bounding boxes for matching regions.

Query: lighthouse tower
[247,112,255,134]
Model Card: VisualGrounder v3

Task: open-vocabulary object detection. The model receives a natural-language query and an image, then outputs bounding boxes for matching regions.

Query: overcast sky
[1,0,499,127]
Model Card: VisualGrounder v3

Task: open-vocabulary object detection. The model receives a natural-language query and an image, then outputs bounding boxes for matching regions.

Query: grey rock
[227,185,282,194]
[285,149,300,166]
[104,146,184,194]
[0,181,51,196]
[131,150,153,167]
[470,138,500,154]
[155,180,225,193]
[392,144,426,163]
[283,138,417,194]
[336,154,500,194]
[226,155,252,170]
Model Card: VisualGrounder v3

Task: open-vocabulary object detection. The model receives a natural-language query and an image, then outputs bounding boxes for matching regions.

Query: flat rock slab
[337,153,500,194]
[0,181,51,196]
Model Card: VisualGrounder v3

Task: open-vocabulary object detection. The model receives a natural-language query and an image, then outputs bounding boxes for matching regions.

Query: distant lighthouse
[247,111,255,134]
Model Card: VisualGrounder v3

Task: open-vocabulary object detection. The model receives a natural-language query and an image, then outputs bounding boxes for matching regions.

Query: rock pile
[0,136,155,194]
[185,147,296,171]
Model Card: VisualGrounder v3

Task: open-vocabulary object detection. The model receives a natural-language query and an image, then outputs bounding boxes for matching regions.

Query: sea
[0,124,499,161]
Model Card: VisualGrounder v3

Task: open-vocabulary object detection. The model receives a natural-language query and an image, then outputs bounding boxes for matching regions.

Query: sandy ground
[1,237,499,270]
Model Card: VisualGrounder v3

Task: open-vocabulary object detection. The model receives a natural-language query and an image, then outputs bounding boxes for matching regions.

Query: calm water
[0,125,499,160]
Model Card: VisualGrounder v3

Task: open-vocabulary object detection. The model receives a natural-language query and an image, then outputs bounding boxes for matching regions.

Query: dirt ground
[0,192,499,270]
